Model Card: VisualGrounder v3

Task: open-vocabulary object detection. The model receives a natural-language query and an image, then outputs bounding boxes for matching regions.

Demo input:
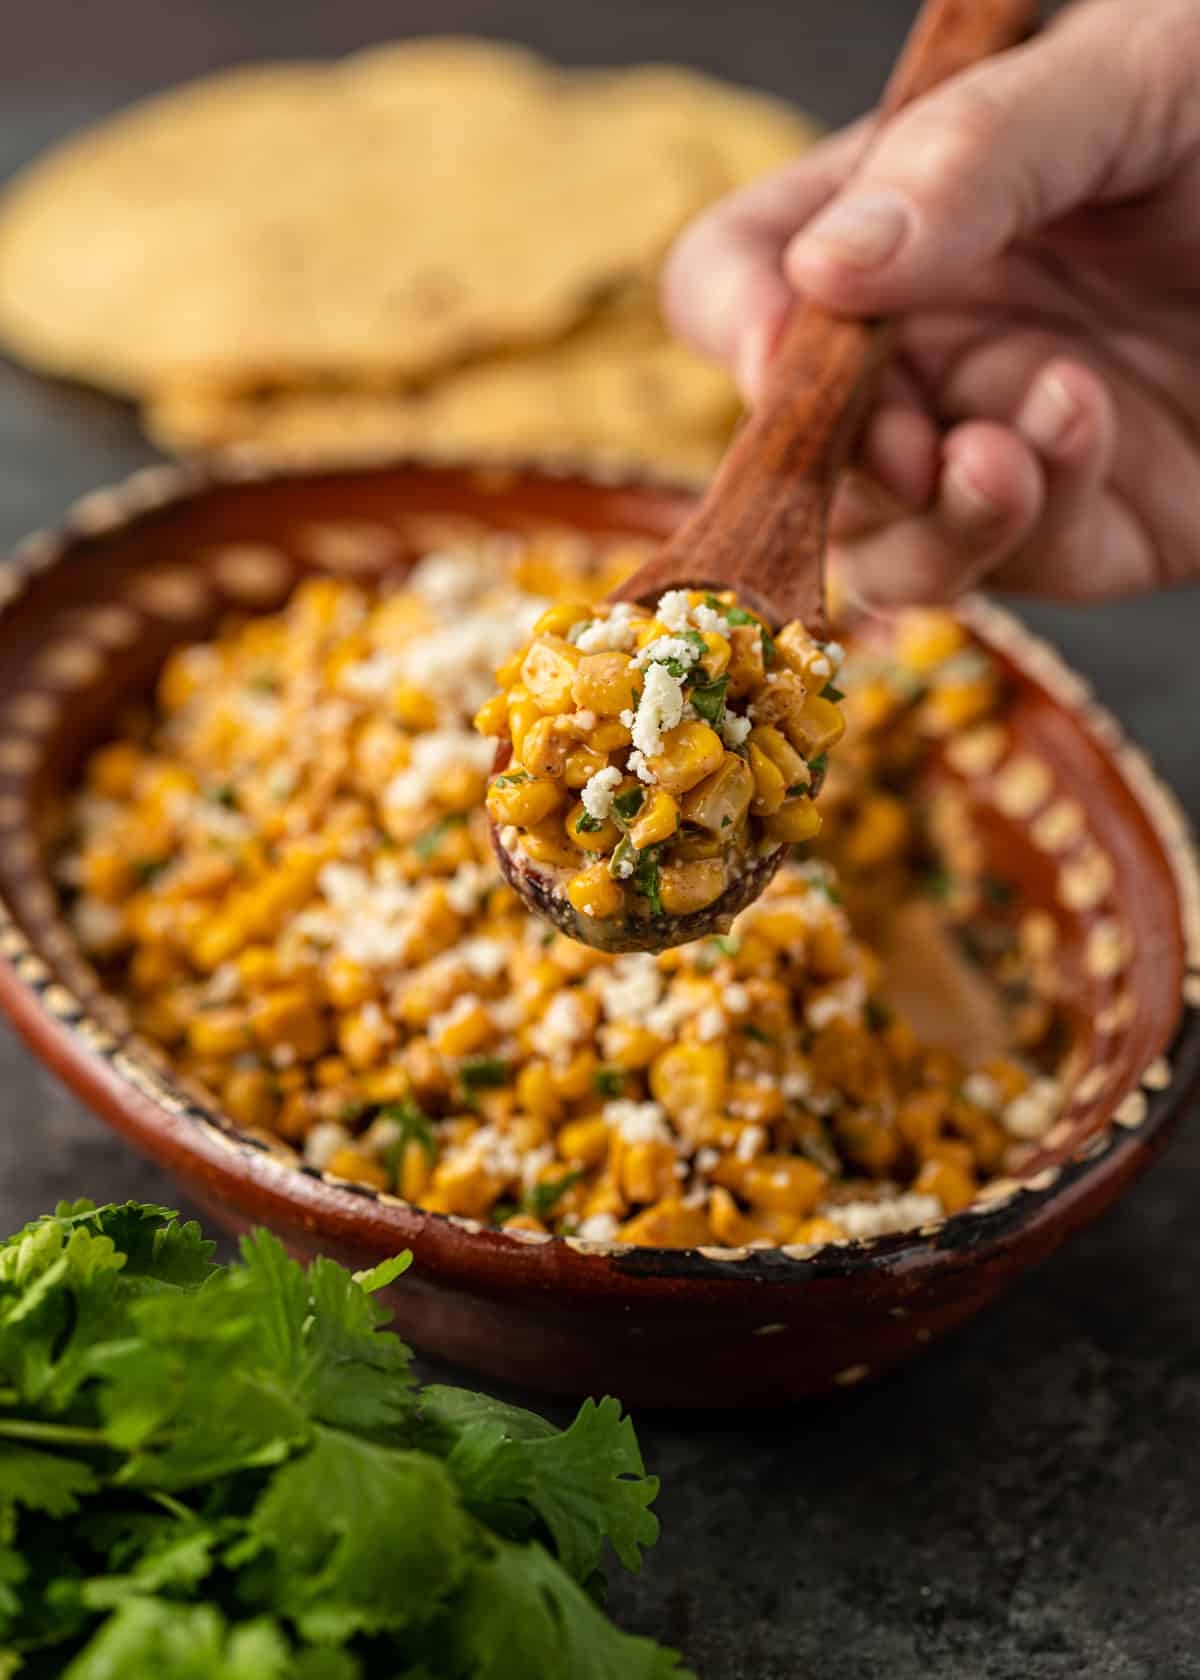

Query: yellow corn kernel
[896,1090,948,1155]
[629,788,679,849]
[158,645,216,712]
[567,862,624,920]
[80,848,132,903]
[618,1198,711,1249]
[741,1155,828,1216]
[748,724,808,788]
[250,988,329,1060]
[338,1003,396,1071]
[647,720,725,795]
[680,755,753,834]
[790,693,845,757]
[506,688,542,759]
[223,1067,277,1131]
[791,1215,847,1247]
[532,601,591,638]
[633,617,671,650]
[358,1067,413,1104]
[772,620,825,682]
[325,1147,391,1191]
[521,819,580,869]
[571,652,638,717]
[844,791,909,871]
[390,682,439,732]
[325,955,377,1010]
[486,775,563,828]
[521,635,581,712]
[748,744,787,817]
[590,718,633,752]
[473,690,510,738]
[947,1100,1008,1173]
[602,1020,663,1070]
[551,1048,598,1102]
[88,741,143,799]
[493,648,526,689]
[563,745,608,788]
[726,1078,785,1125]
[764,799,822,844]
[565,801,620,853]
[896,608,967,673]
[429,1155,503,1220]
[709,1185,751,1245]
[558,1115,611,1168]
[920,677,995,735]
[659,857,726,915]
[431,998,493,1058]
[650,1043,726,1124]
[982,1056,1031,1104]
[313,1056,349,1089]
[616,1137,678,1204]
[128,944,180,993]
[836,1109,901,1176]
[188,1008,250,1059]
[518,717,568,779]
[398,1137,432,1201]
[515,1061,563,1123]
[697,631,731,679]
[915,1155,977,1214]
[725,623,766,697]
[273,1090,313,1141]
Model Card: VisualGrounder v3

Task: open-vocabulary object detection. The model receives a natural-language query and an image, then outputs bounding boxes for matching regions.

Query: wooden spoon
[496,0,1040,952]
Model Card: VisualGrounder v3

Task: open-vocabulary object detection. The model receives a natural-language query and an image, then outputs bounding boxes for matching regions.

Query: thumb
[785,0,1197,312]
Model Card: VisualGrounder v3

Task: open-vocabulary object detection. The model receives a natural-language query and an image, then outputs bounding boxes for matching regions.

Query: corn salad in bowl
[58,535,1062,1251]
[476,589,845,952]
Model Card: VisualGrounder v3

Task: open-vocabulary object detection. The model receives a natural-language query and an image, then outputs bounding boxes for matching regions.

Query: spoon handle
[616,0,1040,635]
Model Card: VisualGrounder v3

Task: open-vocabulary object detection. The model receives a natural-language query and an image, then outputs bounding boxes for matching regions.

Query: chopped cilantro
[575,811,605,835]
[248,667,280,693]
[492,770,530,787]
[760,626,776,667]
[525,1170,584,1220]
[922,865,956,901]
[740,1023,774,1045]
[608,835,636,880]
[865,998,892,1032]
[379,1098,437,1162]
[690,674,729,727]
[983,873,1015,907]
[786,783,809,797]
[721,815,732,827]
[653,656,690,678]
[207,782,238,808]
[807,752,828,778]
[822,681,846,703]
[680,629,708,655]
[592,1066,625,1099]
[710,934,741,957]
[414,811,468,860]
[634,846,664,916]
[718,601,756,627]
[458,1056,510,1092]
[612,787,645,823]
[132,857,167,887]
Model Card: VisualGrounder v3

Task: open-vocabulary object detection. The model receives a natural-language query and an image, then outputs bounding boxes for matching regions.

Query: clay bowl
[0,458,1196,1409]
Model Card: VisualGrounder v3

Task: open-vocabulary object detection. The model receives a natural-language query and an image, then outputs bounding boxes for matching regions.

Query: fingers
[785,0,1200,317]
[660,123,871,398]
[832,420,1044,610]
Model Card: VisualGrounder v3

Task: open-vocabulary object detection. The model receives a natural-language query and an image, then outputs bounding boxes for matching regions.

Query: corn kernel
[572,652,638,716]
[566,862,624,920]
[629,788,679,849]
[521,635,580,712]
[486,775,563,828]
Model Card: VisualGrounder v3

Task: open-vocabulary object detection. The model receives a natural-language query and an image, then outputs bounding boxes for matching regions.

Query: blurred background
[1,5,1198,1679]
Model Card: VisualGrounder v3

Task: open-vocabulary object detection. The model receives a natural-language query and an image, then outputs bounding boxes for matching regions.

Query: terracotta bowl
[0,458,1196,1408]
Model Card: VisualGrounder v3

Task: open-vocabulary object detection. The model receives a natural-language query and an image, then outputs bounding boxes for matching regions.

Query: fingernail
[1018,370,1081,451]
[734,320,774,403]
[795,191,909,270]
[944,460,1002,529]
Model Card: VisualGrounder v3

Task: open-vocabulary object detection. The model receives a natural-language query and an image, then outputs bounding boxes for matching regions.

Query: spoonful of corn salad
[477,589,844,951]
[478,0,1038,951]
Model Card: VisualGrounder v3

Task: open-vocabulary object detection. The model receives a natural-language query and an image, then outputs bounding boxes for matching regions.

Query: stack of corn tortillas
[0,39,817,479]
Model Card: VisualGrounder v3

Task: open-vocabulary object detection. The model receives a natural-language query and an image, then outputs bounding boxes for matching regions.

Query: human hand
[663,0,1200,607]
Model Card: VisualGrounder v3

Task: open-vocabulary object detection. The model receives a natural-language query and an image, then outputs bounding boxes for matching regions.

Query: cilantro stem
[0,1417,109,1447]
[149,1490,192,1520]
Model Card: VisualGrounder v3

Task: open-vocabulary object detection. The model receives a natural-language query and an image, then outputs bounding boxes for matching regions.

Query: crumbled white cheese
[822,1192,942,1239]
[407,544,500,609]
[695,1006,726,1041]
[962,1072,1003,1112]
[627,749,655,785]
[581,765,622,821]
[595,954,662,1021]
[735,1125,766,1162]
[531,990,590,1061]
[384,730,493,811]
[72,899,125,953]
[723,983,750,1014]
[721,713,752,748]
[305,1121,352,1169]
[604,1100,672,1144]
[1002,1077,1061,1139]
[445,862,496,915]
[459,937,508,979]
[628,662,686,762]
[805,974,866,1030]
[573,604,639,653]
[633,635,702,672]
[577,1212,620,1241]
[695,1147,721,1173]
[429,993,482,1041]
[654,590,695,631]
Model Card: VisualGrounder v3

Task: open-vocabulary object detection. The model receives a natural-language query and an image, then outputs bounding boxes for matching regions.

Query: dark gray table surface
[3,4,1200,1676]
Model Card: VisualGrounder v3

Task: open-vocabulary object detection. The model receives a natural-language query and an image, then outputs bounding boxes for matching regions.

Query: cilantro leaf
[807,752,828,778]
[459,1057,510,1092]
[633,847,664,917]
[525,1172,583,1222]
[0,1444,97,1519]
[689,674,729,727]
[822,681,845,703]
[414,812,468,860]
[592,1067,625,1099]
[574,811,604,835]
[62,1601,293,1680]
[612,788,644,824]
[239,1428,471,1642]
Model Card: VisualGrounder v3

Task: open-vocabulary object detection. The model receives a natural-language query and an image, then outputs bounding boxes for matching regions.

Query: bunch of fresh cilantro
[0,1201,693,1679]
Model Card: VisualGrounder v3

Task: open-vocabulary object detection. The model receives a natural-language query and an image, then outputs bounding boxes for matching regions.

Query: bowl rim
[0,451,1198,1286]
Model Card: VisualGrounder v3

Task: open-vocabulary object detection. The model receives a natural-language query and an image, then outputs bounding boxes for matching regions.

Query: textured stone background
[2,4,1199,1675]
